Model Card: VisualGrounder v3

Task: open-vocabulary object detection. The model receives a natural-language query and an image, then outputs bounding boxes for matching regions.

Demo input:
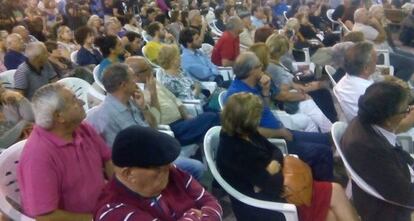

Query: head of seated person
[95,35,123,59]
[124,31,143,56]
[102,63,138,98]
[157,44,181,71]
[266,33,290,61]
[25,42,50,69]
[146,21,165,40]
[358,81,411,130]
[254,26,274,43]
[75,26,96,48]
[179,27,202,50]
[249,42,270,70]
[344,41,376,78]
[6,33,25,53]
[125,56,154,84]
[93,125,222,220]
[343,31,364,43]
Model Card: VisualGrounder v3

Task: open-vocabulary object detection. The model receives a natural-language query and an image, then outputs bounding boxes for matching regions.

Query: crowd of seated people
[0,0,413,220]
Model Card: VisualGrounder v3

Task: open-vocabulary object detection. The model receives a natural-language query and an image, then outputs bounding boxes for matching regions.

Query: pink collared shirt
[18,122,111,217]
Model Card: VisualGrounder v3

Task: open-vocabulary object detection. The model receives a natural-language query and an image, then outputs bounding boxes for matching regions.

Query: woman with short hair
[217,92,359,221]
[341,81,414,221]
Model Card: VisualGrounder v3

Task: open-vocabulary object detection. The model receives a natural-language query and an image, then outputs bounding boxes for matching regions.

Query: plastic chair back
[57,77,92,111]
[93,65,106,92]
[70,50,78,64]
[0,140,34,221]
[203,126,298,221]
[324,65,337,87]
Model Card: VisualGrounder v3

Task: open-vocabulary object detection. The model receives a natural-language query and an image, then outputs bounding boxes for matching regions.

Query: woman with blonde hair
[156,44,202,101]
[87,15,104,36]
[263,35,334,133]
[217,92,359,221]
[56,25,79,59]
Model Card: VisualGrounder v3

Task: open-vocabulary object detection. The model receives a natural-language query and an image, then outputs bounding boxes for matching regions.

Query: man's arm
[258,127,293,141]
[36,210,92,221]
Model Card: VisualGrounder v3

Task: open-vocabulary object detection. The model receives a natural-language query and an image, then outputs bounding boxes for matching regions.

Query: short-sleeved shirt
[4,50,26,70]
[224,79,284,129]
[211,31,240,66]
[14,61,57,99]
[86,94,149,147]
[18,123,111,217]
[266,63,294,87]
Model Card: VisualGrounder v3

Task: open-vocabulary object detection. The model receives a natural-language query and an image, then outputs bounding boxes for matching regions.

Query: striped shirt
[94,167,222,221]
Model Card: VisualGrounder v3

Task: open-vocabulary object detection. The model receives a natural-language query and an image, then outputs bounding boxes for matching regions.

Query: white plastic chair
[331,122,414,208]
[376,49,391,66]
[57,77,93,111]
[326,9,341,34]
[203,126,298,221]
[217,66,234,81]
[283,11,288,21]
[324,65,337,87]
[92,65,106,92]
[0,139,34,221]
[70,50,78,64]
[208,20,223,37]
[0,70,16,89]
[218,90,226,110]
[201,43,214,58]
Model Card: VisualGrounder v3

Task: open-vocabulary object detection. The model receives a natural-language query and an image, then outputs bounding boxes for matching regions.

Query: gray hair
[102,63,130,93]
[233,52,261,79]
[25,42,46,60]
[369,4,383,14]
[344,41,374,76]
[226,16,243,31]
[31,83,66,129]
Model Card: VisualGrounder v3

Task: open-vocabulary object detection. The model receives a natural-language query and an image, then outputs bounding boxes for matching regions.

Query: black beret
[112,126,181,168]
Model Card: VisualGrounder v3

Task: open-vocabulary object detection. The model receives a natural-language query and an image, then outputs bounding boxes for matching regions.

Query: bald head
[6,33,24,52]
[354,8,369,24]
[125,56,152,83]
[233,52,261,80]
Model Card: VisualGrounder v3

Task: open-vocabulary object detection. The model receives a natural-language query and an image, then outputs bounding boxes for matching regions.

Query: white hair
[31,83,66,129]
[25,42,46,60]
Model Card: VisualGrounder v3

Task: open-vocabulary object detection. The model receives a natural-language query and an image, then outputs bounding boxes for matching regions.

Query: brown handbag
[282,155,313,206]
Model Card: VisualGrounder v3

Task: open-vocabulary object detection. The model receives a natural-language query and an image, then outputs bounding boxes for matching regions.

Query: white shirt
[333,74,374,122]
[373,125,397,146]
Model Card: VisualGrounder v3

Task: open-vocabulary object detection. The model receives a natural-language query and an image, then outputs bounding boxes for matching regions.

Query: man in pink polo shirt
[17,83,114,221]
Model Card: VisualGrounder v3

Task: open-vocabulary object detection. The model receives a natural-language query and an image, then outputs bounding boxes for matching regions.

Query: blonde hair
[285,18,300,32]
[249,43,270,69]
[221,92,263,136]
[158,44,180,69]
[266,33,290,60]
[57,26,70,41]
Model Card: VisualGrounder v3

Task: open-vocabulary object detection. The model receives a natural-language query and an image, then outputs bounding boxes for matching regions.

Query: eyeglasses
[398,105,412,115]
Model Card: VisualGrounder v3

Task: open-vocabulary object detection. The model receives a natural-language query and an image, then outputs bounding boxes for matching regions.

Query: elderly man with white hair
[17,83,114,221]
[14,42,58,99]
[353,6,414,81]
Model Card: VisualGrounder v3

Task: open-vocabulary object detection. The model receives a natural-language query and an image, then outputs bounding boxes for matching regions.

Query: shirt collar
[33,125,78,147]
[232,79,260,93]
[345,74,374,86]
[104,94,129,113]
[182,47,202,56]
[373,125,397,146]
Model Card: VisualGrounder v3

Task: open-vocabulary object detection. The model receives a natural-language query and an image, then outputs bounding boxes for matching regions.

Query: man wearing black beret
[94,126,223,221]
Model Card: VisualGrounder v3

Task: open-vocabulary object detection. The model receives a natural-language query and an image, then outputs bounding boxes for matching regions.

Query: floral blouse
[157,68,197,100]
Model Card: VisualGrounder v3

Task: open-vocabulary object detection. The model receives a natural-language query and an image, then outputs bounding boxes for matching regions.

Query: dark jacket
[341,117,414,221]
[216,131,285,221]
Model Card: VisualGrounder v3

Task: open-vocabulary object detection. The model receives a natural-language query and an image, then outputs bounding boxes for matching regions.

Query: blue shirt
[224,79,284,129]
[98,58,121,82]
[4,50,26,70]
[77,47,103,66]
[251,16,265,29]
[181,47,219,81]
[85,94,148,147]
